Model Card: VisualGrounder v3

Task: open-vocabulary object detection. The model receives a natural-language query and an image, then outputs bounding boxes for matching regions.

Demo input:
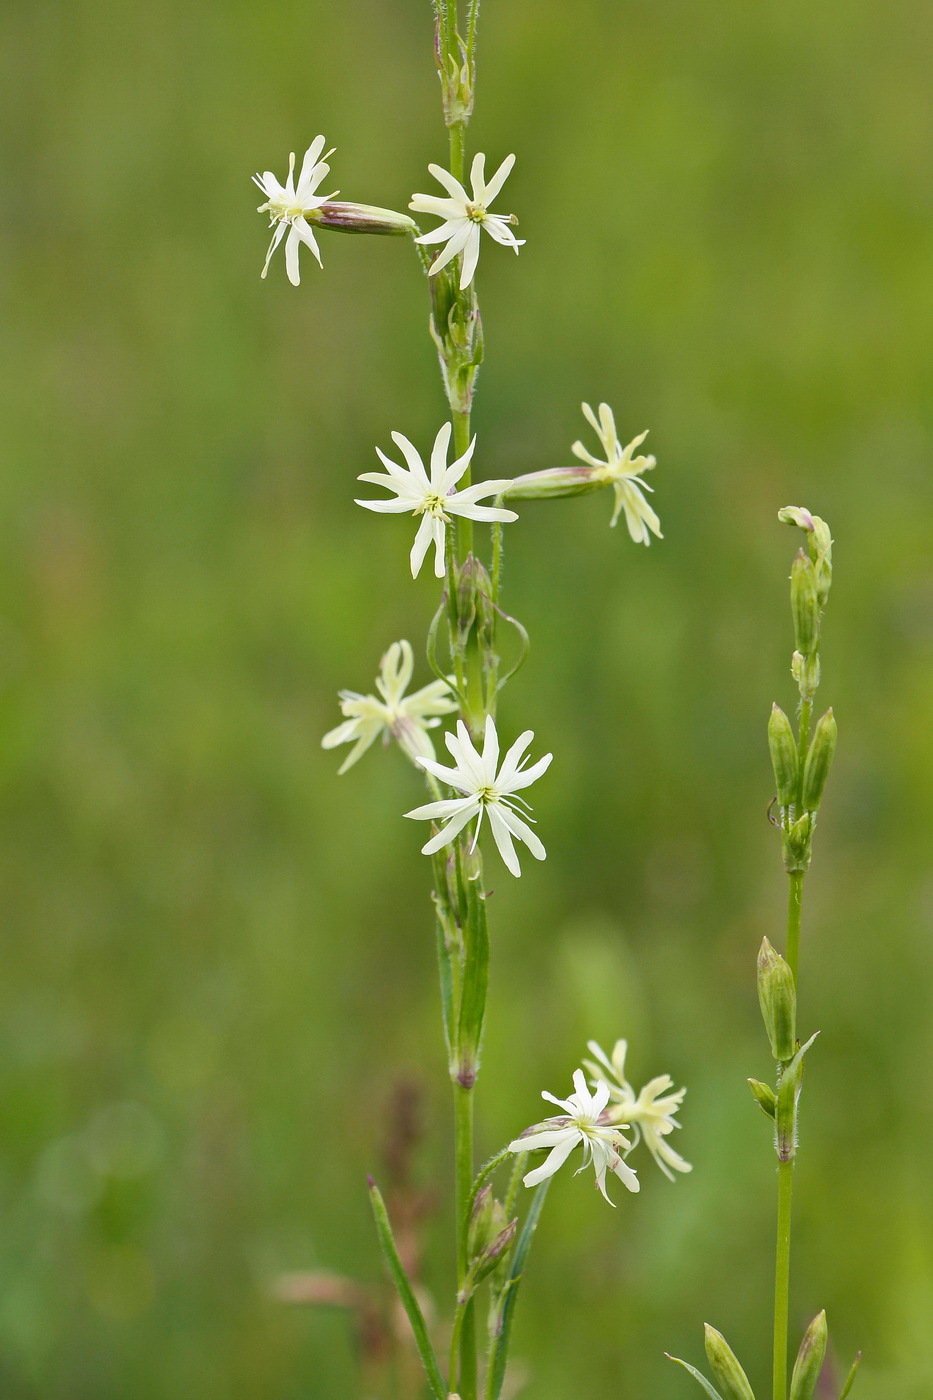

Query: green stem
[796,697,812,811]
[452,408,474,563]
[786,871,803,985]
[453,1081,476,1395]
[772,1157,795,1400]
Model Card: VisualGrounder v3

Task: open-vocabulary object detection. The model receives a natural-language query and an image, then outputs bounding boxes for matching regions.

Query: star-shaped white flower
[508,1069,640,1205]
[584,1039,691,1181]
[321,640,457,775]
[355,423,517,579]
[253,136,336,285]
[410,153,524,290]
[405,715,551,877]
[571,403,662,545]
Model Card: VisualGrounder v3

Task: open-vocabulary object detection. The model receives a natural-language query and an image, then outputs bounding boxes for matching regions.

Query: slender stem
[786,871,803,985]
[452,408,474,563]
[772,1157,795,1400]
[796,697,812,811]
[453,1080,476,1396]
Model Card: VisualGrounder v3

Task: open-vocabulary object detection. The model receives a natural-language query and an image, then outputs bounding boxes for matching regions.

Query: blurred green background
[2,0,932,1395]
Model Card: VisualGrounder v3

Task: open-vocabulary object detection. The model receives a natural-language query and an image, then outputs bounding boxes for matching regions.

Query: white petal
[354,497,414,514]
[482,218,524,251]
[409,513,434,578]
[409,195,464,219]
[482,152,516,204]
[285,224,302,285]
[469,152,487,201]
[450,502,518,523]
[487,804,522,876]
[459,224,482,290]
[509,1128,575,1152]
[503,750,553,793]
[480,715,499,776]
[421,803,480,854]
[414,217,467,246]
[428,220,472,276]
[429,422,452,487]
[389,432,430,485]
[523,1132,578,1188]
[441,435,477,492]
[426,162,470,203]
[260,219,288,279]
[297,136,326,188]
[497,805,546,862]
[405,795,476,821]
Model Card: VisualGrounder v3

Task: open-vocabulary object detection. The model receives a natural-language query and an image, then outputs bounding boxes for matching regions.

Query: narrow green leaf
[665,1354,725,1400]
[456,867,489,1082]
[368,1179,445,1400]
[839,1352,862,1400]
[488,1179,549,1400]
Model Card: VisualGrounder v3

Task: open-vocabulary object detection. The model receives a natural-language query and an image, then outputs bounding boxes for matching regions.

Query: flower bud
[467,1185,501,1259]
[782,811,812,874]
[310,202,417,236]
[807,515,833,607]
[791,550,820,656]
[703,1325,756,1400]
[768,704,798,808]
[791,649,821,703]
[778,506,816,532]
[775,1031,818,1161]
[802,709,836,813]
[748,1077,777,1119]
[790,1311,828,1400]
[757,937,796,1062]
[506,467,604,502]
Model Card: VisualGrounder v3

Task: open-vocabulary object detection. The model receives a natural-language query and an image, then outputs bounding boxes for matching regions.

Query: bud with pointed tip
[790,1310,828,1400]
[768,704,798,808]
[782,811,812,874]
[310,202,418,236]
[505,466,604,501]
[748,1077,777,1119]
[758,937,797,1062]
[791,550,820,656]
[802,710,836,812]
[704,1325,755,1400]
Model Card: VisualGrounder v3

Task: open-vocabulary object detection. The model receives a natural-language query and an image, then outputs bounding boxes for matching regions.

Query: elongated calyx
[704,1325,756,1400]
[791,550,820,657]
[757,937,797,1062]
[790,1310,828,1400]
[802,709,837,812]
[311,202,417,235]
[768,704,798,808]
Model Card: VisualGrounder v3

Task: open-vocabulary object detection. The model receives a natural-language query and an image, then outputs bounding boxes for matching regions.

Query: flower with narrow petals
[507,1069,639,1205]
[355,423,517,579]
[322,640,457,774]
[583,1039,691,1181]
[253,136,337,285]
[571,402,662,544]
[405,715,551,877]
[410,153,524,290]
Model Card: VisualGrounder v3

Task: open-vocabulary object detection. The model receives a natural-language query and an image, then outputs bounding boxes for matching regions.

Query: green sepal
[455,848,490,1086]
[757,937,797,1062]
[768,704,798,808]
[790,1310,828,1400]
[791,550,820,656]
[664,1354,725,1400]
[704,1324,756,1400]
[802,710,837,813]
[368,1179,446,1400]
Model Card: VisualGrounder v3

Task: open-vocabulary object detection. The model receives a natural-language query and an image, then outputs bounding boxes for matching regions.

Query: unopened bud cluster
[429,263,484,414]
[767,507,838,874]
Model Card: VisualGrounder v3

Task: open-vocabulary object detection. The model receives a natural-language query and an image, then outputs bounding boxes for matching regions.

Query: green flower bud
[802,709,836,813]
[310,202,417,236]
[807,515,833,607]
[768,704,798,808]
[748,1077,777,1119]
[757,937,797,1062]
[462,1187,516,1297]
[791,649,821,703]
[790,1311,828,1400]
[782,811,812,874]
[791,550,820,657]
[775,1032,819,1162]
[778,506,816,532]
[506,467,604,502]
[703,1326,756,1400]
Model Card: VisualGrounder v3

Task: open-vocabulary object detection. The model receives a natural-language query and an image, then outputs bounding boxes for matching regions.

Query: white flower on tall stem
[507,1069,640,1205]
[410,153,524,290]
[355,423,517,579]
[572,402,662,545]
[253,136,336,285]
[584,1039,691,1181]
[405,715,551,877]
[322,640,457,775]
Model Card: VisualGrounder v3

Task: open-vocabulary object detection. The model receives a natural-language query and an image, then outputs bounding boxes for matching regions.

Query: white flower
[355,423,517,579]
[508,1069,640,1205]
[253,136,336,285]
[571,402,662,544]
[584,1039,691,1181]
[410,153,524,290]
[405,715,551,877]
[322,640,457,775]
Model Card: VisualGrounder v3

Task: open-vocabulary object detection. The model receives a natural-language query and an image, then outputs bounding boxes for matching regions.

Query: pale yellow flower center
[465,203,487,223]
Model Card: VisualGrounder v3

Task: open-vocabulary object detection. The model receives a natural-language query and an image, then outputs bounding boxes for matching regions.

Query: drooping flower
[571,402,662,544]
[507,1069,640,1205]
[322,640,457,774]
[253,136,336,285]
[405,715,551,877]
[355,423,517,579]
[584,1039,691,1181]
[410,153,524,290]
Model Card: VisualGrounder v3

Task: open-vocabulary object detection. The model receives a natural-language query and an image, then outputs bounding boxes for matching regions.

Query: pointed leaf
[487,1179,549,1399]
[665,1354,725,1400]
[839,1352,862,1400]
[368,1179,445,1400]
